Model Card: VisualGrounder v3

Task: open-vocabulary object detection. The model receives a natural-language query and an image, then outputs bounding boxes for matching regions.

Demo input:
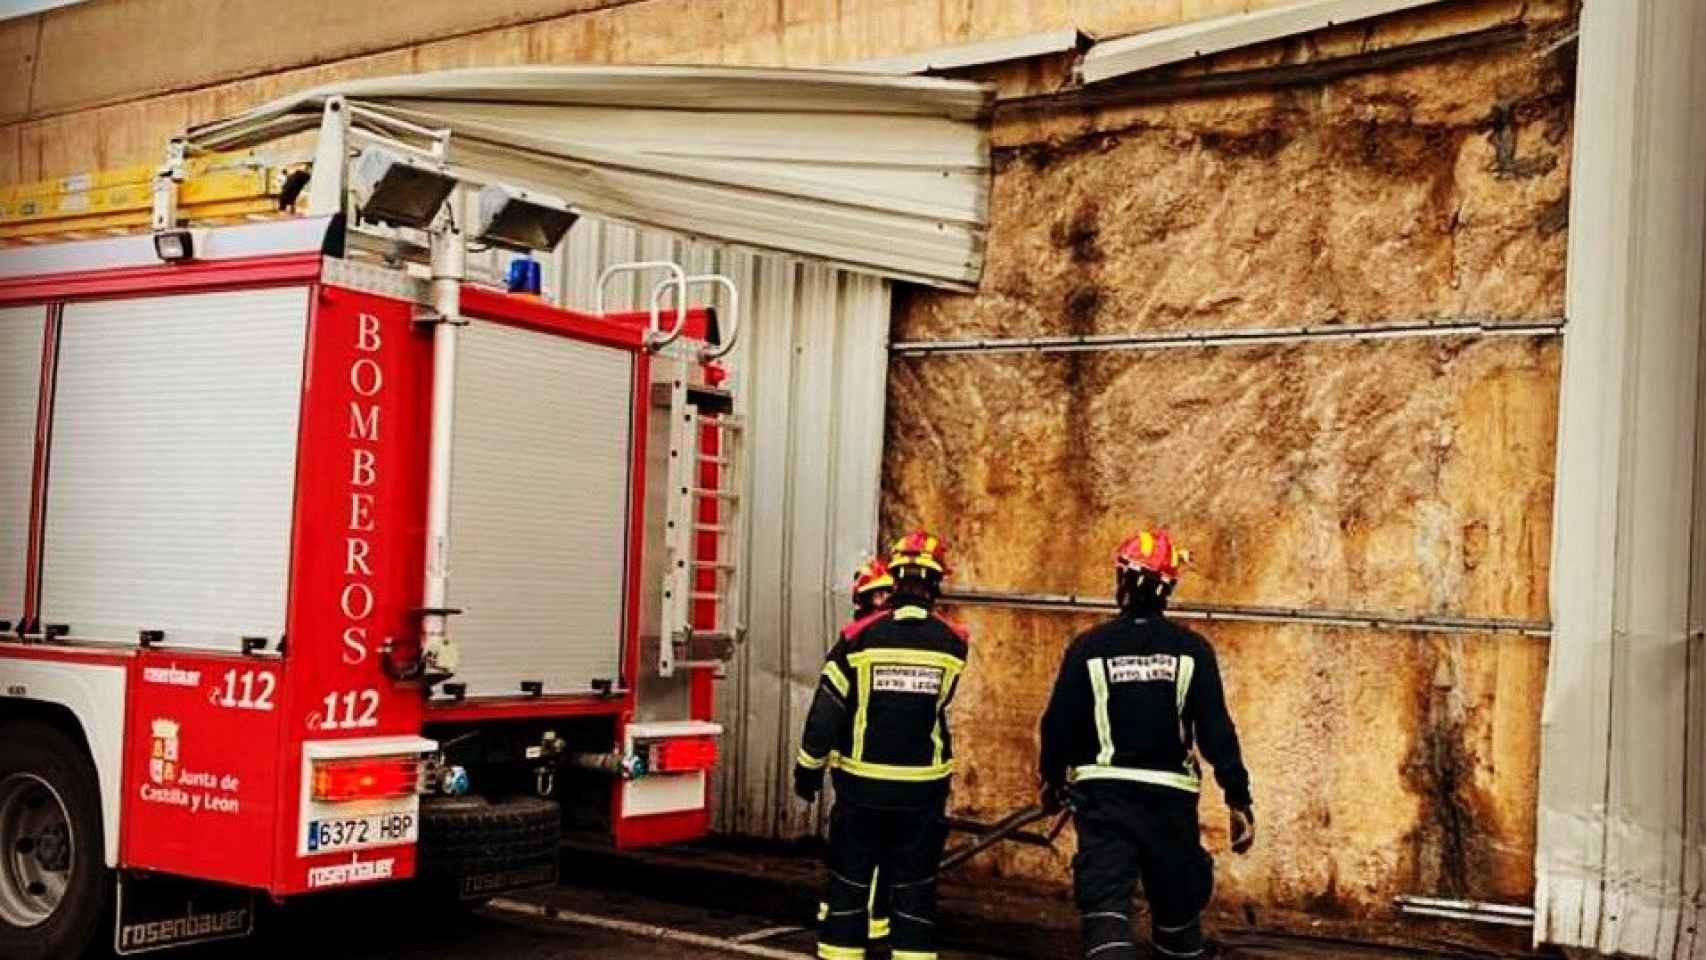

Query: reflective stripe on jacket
[798,601,969,808]
[1039,614,1251,808]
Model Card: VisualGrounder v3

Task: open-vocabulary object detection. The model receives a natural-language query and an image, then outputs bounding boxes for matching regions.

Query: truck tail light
[644,736,718,773]
[311,756,420,803]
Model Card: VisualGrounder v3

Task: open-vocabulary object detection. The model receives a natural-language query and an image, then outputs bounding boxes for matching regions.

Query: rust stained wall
[887,340,1559,619]
[898,40,1574,341]
[881,28,1572,926]
[942,608,1548,913]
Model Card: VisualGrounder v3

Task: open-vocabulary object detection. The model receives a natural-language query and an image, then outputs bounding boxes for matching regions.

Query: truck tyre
[0,720,110,960]
[416,795,560,901]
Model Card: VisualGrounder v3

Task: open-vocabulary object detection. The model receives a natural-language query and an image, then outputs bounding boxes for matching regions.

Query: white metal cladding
[42,288,308,649]
[183,67,993,290]
[1536,3,1706,959]
[0,307,44,625]
[537,217,891,840]
[442,320,634,699]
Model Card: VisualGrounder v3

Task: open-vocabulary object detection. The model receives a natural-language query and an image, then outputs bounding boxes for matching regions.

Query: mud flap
[458,859,558,900]
[114,872,255,955]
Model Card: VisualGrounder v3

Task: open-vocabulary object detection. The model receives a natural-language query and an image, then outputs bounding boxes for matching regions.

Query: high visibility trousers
[818,797,949,960]
[817,867,892,945]
[1070,782,1214,960]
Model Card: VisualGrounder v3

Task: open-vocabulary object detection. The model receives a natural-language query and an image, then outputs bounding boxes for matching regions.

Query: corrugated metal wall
[472,220,890,840]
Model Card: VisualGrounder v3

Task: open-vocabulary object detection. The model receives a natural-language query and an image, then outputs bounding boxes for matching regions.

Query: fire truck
[0,99,752,957]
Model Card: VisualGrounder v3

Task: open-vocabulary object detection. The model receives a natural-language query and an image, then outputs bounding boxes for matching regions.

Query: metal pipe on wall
[1393,895,1535,928]
[890,318,1565,357]
[939,588,1553,637]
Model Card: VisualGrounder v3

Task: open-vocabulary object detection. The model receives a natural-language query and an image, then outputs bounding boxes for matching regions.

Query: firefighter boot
[819,802,876,960]
[1079,901,1140,960]
[885,804,949,960]
[819,869,872,959]
[1151,911,1209,959]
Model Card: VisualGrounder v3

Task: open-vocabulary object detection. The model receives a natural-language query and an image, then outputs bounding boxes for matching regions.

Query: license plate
[305,811,416,854]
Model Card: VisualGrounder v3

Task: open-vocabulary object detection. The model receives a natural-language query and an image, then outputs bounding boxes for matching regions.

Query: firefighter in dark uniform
[1039,529,1254,960]
[796,531,968,960]
[817,558,898,949]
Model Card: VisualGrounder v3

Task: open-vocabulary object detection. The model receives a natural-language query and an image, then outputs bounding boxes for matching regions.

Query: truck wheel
[416,795,561,902]
[0,721,109,960]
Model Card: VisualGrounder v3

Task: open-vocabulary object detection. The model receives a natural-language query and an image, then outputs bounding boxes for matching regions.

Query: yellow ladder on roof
[0,152,302,246]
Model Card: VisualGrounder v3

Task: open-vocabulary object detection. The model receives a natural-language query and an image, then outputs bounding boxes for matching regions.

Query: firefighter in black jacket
[796,531,968,960]
[821,558,897,948]
[1039,529,1254,960]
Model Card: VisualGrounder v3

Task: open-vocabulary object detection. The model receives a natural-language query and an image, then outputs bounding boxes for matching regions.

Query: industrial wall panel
[0,306,44,624]
[550,218,891,839]
[1535,3,1706,959]
[42,288,308,649]
[443,320,634,699]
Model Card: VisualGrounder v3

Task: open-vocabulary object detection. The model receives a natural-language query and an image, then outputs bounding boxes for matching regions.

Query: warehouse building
[1,1,1701,958]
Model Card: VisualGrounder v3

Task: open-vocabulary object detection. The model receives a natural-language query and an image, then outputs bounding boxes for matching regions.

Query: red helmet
[888,529,951,577]
[850,557,895,604]
[1114,528,1189,583]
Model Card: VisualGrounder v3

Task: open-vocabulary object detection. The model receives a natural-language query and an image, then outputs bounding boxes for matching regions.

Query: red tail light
[645,736,718,773]
[311,756,419,802]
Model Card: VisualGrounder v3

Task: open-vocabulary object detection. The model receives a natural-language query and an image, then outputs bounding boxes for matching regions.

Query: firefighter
[1038,529,1254,960]
[796,531,968,960]
[817,558,901,947]
[852,556,895,621]
[850,557,896,949]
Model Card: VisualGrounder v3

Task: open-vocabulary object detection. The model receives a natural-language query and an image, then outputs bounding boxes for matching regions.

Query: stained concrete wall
[880,4,1574,937]
[0,0,1316,185]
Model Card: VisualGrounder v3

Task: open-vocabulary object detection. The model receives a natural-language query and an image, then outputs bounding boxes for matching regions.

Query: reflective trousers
[1071,782,1213,960]
[818,796,949,960]
[818,867,892,946]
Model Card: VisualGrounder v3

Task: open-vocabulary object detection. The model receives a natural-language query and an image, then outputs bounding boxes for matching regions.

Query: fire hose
[940,804,1072,870]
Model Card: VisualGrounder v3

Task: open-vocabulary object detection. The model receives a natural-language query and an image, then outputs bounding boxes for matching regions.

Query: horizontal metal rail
[1393,895,1535,927]
[939,588,1552,637]
[890,318,1565,357]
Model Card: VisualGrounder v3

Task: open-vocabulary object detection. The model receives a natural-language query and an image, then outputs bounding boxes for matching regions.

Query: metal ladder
[598,262,747,678]
[658,368,747,677]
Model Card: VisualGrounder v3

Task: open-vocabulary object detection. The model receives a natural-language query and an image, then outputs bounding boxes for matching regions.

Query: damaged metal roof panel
[1078,0,1449,84]
[849,27,1085,75]
[184,66,995,290]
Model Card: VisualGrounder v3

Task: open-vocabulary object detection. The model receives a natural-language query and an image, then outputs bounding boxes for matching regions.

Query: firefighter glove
[794,763,825,802]
[1229,805,1256,855]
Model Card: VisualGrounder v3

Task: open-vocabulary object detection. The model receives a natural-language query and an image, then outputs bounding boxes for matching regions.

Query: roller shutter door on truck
[40,288,308,649]
[0,307,45,626]
[443,320,634,699]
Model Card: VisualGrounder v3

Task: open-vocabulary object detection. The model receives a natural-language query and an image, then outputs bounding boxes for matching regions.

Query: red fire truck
[0,129,747,956]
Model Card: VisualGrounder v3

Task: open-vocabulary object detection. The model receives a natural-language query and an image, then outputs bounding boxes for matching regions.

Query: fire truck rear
[0,109,746,957]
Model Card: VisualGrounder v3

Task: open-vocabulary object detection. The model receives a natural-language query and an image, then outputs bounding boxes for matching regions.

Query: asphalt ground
[163,840,1527,959]
[174,882,1000,959]
[171,879,1509,960]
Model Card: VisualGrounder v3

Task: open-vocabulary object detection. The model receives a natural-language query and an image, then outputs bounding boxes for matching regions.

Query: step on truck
[0,104,749,958]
